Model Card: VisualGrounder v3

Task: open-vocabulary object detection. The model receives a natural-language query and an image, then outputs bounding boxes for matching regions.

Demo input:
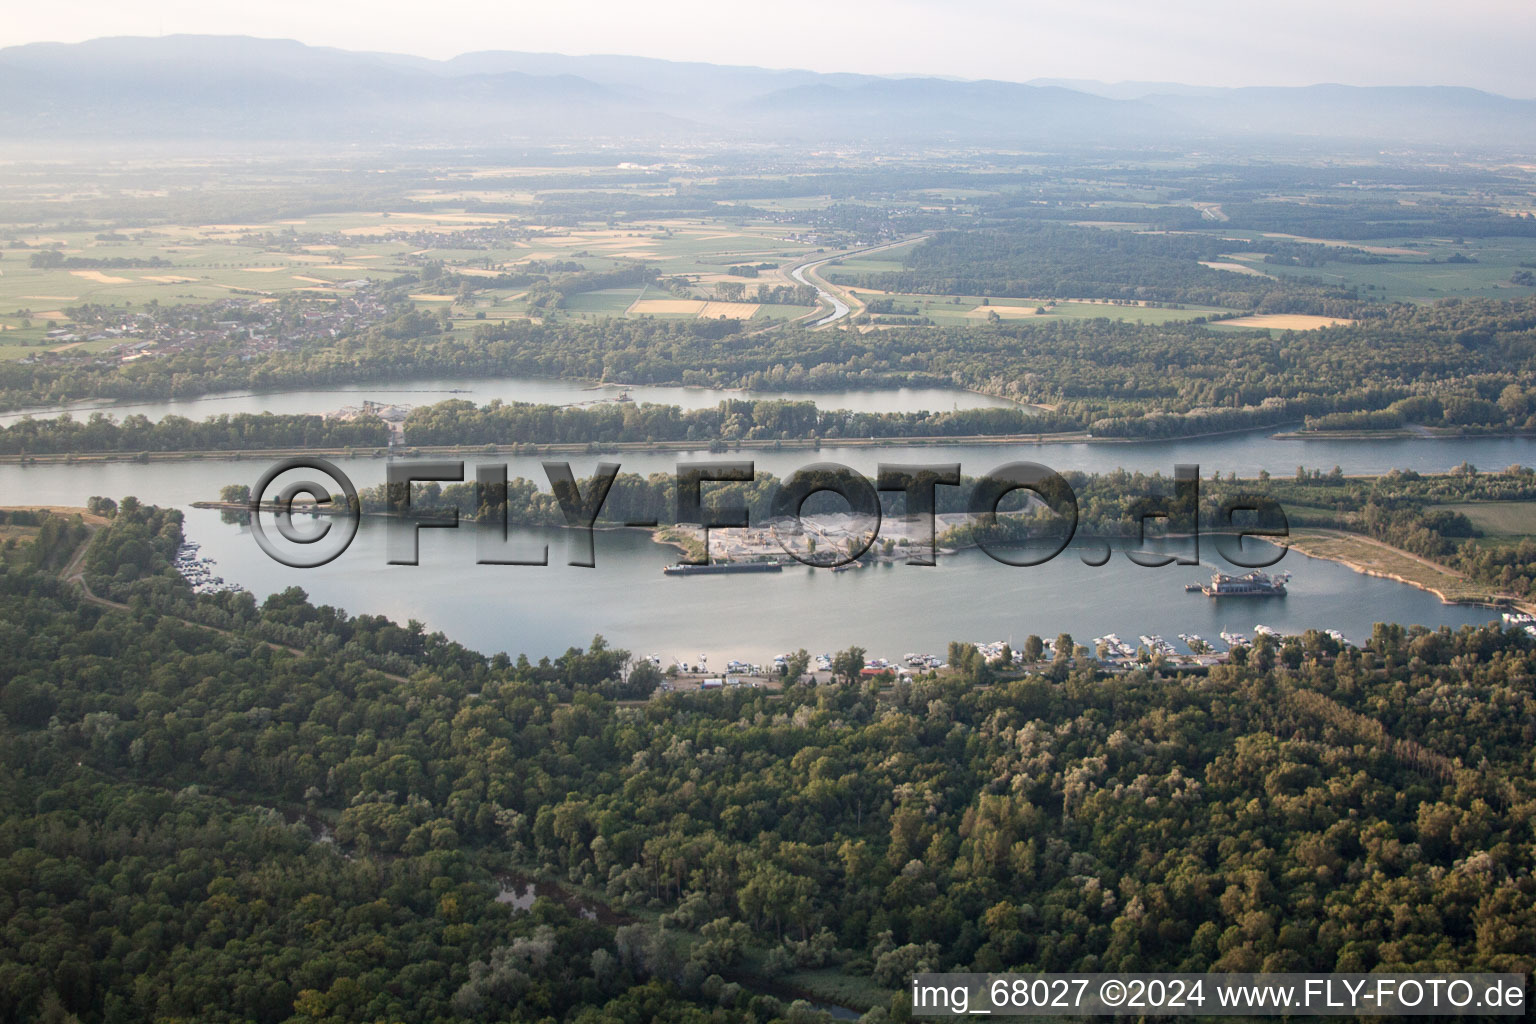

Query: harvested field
[409,293,458,301]
[1200,260,1271,277]
[629,299,706,315]
[1220,313,1354,330]
[966,304,1040,318]
[68,270,131,284]
[140,275,197,283]
[697,301,761,319]
[1261,233,1427,256]
[384,212,501,223]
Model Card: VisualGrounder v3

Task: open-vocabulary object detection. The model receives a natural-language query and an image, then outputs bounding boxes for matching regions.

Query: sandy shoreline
[1284,528,1534,617]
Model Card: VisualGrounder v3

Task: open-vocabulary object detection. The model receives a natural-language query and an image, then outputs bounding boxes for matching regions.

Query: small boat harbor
[1503,610,1536,638]
[173,541,246,596]
[650,557,1366,676]
[644,615,1361,693]
[1092,623,1353,668]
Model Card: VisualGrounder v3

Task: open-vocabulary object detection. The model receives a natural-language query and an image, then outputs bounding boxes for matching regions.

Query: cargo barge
[662,561,784,576]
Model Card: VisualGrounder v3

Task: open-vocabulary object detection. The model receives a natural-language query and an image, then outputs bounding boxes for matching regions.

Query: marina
[658,613,1382,685]
[173,540,245,596]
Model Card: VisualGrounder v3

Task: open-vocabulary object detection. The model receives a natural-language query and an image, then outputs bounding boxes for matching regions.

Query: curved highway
[784,236,927,327]
[789,254,851,325]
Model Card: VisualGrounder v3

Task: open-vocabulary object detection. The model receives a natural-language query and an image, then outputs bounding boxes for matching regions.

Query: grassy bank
[1285,527,1527,611]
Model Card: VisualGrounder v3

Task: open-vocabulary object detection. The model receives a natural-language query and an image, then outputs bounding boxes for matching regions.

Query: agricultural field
[0,195,829,338]
[1190,230,1536,302]
[823,211,1536,315]
[824,247,1241,326]
[1210,313,1357,331]
[0,221,419,314]
[835,286,1234,327]
[5,158,1536,361]
[1447,501,1536,537]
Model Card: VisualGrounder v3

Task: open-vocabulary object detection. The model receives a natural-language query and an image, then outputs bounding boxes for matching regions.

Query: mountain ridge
[3,35,1532,149]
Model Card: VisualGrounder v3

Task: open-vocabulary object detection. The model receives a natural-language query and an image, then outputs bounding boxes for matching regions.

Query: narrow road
[783,235,927,328]
[56,523,413,683]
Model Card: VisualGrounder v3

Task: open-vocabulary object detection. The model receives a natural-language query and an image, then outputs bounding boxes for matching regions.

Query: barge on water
[1197,569,1290,597]
[662,561,784,576]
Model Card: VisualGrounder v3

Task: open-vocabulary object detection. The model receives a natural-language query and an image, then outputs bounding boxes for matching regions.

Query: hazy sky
[6,0,1535,96]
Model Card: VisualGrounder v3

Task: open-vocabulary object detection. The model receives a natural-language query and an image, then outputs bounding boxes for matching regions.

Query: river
[6,432,1532,508]
[5,415,1528,665]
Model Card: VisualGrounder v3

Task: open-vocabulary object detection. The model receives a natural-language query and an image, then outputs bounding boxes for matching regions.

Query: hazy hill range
[3,35,1534,149]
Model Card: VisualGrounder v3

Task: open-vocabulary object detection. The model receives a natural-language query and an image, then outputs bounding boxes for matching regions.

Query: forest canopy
[0,503,1533,1023]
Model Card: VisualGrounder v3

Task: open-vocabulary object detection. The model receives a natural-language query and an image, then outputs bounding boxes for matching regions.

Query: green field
[553,286,647,314]
[820,252,907,276]
[832,285,1233,327]
[0,338,122,362]
[1195,231,1536,302]
[1447,501,1536,537]
[0,210,833,336]
[0,223,418,316]
[825,225,1536,313]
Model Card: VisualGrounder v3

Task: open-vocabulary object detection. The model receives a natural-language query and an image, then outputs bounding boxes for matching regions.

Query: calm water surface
[5,434,1533,508]
[172,509,1496,666]
[4,431,1523,663]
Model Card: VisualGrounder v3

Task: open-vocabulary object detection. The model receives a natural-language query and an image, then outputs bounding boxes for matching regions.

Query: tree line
[6,287,1536,443]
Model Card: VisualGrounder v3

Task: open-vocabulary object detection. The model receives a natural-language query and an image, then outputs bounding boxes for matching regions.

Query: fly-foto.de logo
[241,457,1289,572]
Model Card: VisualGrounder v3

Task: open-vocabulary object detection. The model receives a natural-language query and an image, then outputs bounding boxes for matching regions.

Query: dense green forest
[0,401,1077,457]
[400,400,1072,446]
[966,190,1536,242]
[839,225,1358,311]
[0,412,390,455]
[2,502,1534,1024]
